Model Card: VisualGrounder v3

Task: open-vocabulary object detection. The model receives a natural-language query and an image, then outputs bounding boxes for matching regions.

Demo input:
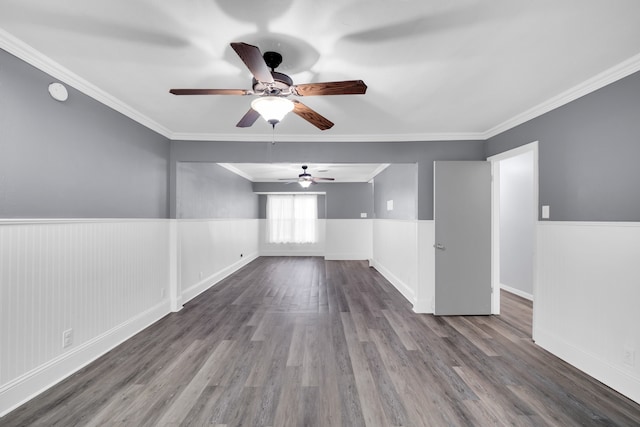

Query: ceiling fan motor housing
[253,72,293,95]
[299,165,311,179]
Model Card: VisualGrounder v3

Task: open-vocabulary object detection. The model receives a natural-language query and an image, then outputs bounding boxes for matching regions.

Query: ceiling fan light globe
[251,96,294,124]
[299,180,312,188]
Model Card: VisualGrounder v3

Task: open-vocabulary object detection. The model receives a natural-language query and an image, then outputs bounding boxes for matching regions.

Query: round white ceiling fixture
[48,82,68,102]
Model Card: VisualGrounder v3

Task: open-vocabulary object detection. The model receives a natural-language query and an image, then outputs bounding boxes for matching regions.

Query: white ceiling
[220,163,389,183]
[1,0,640,142]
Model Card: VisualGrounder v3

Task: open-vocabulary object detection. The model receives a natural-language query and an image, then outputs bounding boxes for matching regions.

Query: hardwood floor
[3,257,640,426]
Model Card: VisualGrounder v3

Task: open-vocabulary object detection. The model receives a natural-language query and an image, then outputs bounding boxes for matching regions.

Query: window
[267,194,317,243]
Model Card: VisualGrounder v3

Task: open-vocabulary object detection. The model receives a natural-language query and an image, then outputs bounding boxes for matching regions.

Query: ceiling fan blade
[292,80,367,96]
[292,100,334,131]
[170,89,250,95]
[236,108,261,128]
[230,42,274,84]
[312,177,335,181]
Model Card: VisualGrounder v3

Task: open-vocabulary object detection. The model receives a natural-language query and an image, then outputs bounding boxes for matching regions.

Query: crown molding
[483,52,640,139]
[4,27,639,144]
[0,28,173,139]
[217,163,254,181]
[366,164,390,182]
[168,131,485,143]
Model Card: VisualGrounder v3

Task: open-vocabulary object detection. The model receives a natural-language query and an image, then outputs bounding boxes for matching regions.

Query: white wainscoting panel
[535,221,640,404]
[178,219,259,304]
[324,219,372,260]
[371,219,418,305]
[0,219,171,416]
[258,219,326,257]
[414,220,435,313]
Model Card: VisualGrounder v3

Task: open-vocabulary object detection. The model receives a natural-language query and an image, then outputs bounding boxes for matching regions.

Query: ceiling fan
[170,42,367,130]
[279,165,335,188]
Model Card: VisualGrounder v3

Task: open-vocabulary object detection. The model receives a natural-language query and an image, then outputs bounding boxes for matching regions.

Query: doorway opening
[488,141,538,333]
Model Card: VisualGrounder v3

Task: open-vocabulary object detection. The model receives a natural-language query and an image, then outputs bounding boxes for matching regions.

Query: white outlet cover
[62,329,73,348]
[623,347,636,367]
[360,212,367,218]
[387,200,393,211]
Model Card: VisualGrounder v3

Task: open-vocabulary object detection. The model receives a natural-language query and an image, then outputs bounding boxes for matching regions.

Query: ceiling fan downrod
[263,51,283,71]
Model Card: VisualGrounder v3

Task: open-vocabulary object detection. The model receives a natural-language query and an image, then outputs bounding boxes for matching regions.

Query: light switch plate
[542,205,550,219]
[360,213,367,218]
[387,200,393,211]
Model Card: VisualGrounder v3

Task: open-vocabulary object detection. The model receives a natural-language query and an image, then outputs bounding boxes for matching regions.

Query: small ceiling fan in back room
[279,165,335,188]
[170,42,367,130]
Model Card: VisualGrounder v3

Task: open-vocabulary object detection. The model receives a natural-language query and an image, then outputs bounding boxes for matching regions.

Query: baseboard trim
[412,298,434,314]
[182,252,259,304]
[0,301,170,417]
[324,253,370,261]
[500,284,533,301]
[370,259,416,305]
[259,251,325,257]
[535,328,640,405]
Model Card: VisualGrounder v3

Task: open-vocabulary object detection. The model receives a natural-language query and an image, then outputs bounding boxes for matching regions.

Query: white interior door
[434,161,491,315]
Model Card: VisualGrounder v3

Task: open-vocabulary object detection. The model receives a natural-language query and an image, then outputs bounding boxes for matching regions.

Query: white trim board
[535,329,640,405]
[181,252,259,304]
[370,260,416,305]
[0,28,172,139]
[0,302,169,417]
[483,52,640,139]
[488,141,539,315]
[0,218,260,416]
[535,221,640,404]
[3,27,640,143]
[500,284,533,301]
[259,251,325,257]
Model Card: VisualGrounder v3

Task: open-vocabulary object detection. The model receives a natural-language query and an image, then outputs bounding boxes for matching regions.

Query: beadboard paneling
[324,219,372,260]
[371,219,419,304]
[414,220,435,313]
[0,220,170,415]
[179,219,259,303]
[535,221,640,404]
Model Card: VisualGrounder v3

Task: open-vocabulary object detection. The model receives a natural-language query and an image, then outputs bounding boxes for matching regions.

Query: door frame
[487,141,539,315]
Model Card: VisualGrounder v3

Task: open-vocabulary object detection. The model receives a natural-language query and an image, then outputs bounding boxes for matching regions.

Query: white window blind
[267,194,317,243]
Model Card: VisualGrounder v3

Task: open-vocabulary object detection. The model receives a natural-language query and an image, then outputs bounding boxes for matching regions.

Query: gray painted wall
[169,141,485,220]
[0,49,169,218]
[499,151,534,295]
[486,70,640,222]
[253,182,372,220]
[177,163,258,219]
[373,164,417,220]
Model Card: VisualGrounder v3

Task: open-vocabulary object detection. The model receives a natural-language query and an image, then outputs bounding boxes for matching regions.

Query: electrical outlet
[623,347,635,367]
[62,329,73,349]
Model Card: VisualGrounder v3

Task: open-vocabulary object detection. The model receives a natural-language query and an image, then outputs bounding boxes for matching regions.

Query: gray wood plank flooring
[2,257,640,426]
